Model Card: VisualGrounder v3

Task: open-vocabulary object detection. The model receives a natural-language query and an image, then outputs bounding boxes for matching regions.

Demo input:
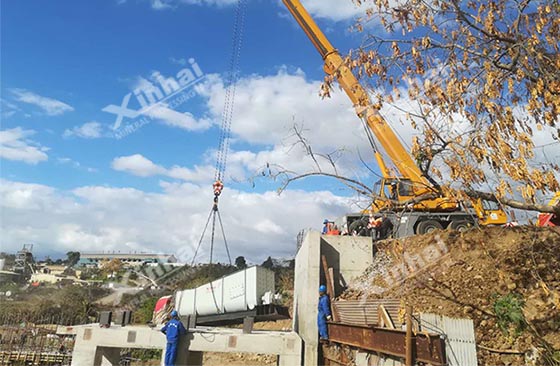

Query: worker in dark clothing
[161,310,187,366]
[390,183,398,200]
[317,285,332,340]
[378,215,394,240]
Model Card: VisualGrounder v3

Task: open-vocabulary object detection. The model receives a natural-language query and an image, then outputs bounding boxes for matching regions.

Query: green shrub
[493,293,526,336]
[134,296,159,324]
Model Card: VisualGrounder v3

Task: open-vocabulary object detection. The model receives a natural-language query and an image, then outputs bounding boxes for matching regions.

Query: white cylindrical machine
[174,266,275,317]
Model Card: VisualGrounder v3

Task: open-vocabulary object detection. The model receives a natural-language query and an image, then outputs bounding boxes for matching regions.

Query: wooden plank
[378,305,395,329]
[405,306,413,366]
[327,267,339,322]
[328,267,335,296]
[321,255,339,322]
[321,255,334,298]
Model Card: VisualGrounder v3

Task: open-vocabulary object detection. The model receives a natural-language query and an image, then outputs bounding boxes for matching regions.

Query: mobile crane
[282,0,508,236]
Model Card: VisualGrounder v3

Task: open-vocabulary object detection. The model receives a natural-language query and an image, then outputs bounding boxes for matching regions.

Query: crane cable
[215,0,247,182]
[191,0,247,267]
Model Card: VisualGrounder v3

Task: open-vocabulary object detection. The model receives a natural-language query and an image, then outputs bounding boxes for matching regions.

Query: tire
[416,220,444,235]
[349,218,370,236]
[449,220,473,232]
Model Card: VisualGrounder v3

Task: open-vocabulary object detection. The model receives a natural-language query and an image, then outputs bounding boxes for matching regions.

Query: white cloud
[144,105,212,131]
[109,68,381,187]
[112,154,216,183]
[129,74,212,132]
[530,124,560,169]
[167,165,216,183]
[0,179,351,262]
[112,69,444,199]
[151,0,236,10]
[1,98,20,119]
[111,141,355,186]
[0,127,49,164]
[145,0,364,21]
[0,180,59,211]
[296,0,364,22]
[197,69,367,149]
[112,154,167,177]
[149,0,237,10]
[151,0,173,9]
[10,89,74,116]
[63,121,104,139]
[193,69,413,180]
[57,157,98,173]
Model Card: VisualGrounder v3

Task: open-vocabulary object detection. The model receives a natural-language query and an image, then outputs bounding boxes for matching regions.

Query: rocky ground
[203,352,277,366]
[340,226,560,366]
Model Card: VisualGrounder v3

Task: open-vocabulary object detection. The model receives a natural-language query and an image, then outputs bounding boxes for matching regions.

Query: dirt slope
[341,226,560,366]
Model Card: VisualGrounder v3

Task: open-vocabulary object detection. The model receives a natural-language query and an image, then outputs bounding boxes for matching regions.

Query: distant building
[77,252,177,268]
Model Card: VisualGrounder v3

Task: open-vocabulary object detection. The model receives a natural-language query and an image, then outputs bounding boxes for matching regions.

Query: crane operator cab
[370,178,456,212]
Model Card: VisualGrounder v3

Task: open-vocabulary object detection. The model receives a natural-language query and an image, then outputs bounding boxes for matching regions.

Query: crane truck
[282,0,508,237]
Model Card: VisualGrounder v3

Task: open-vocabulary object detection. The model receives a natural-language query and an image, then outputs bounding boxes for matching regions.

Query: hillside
[341,226,560,366]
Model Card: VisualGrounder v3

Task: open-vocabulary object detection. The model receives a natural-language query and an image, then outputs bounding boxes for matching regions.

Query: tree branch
[468,190,560,215]
[278,171,373,196]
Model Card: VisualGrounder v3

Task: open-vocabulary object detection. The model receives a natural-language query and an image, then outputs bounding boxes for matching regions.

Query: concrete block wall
[320,235,374,296]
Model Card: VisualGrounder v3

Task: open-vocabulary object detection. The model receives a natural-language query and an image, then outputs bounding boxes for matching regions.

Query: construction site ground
[340,226,560,366]
[119,342,283,366]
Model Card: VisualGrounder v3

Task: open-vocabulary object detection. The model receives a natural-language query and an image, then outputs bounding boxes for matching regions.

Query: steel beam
[195,304,290,326]
[328,322,446,365]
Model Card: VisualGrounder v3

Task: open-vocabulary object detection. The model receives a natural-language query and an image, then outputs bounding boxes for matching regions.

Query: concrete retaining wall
[293,232,374,366]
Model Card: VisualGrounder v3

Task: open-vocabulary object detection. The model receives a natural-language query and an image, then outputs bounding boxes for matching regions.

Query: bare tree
[251,123,559,215]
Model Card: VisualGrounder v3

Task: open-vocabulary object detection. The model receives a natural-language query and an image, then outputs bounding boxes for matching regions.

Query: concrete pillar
[304,343,319,366]
[71,328,122,366]
[279,353,301,366]
[71,342,97,366]
[162,348,202,366]
[294,231,321,366]
[169,348,202,366]
[170,335,202,366]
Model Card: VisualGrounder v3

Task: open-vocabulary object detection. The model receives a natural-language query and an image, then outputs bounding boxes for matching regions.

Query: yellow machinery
[282,0,508,235]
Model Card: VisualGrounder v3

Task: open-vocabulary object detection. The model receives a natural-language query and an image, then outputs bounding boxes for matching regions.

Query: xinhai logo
[103,58,204,130]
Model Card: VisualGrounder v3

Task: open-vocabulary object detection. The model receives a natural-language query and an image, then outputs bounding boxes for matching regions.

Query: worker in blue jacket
[318,285,332,340]
[161,310,187,366]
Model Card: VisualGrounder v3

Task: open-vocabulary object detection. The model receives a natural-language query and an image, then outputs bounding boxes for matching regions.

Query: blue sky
[1,0,379,261]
